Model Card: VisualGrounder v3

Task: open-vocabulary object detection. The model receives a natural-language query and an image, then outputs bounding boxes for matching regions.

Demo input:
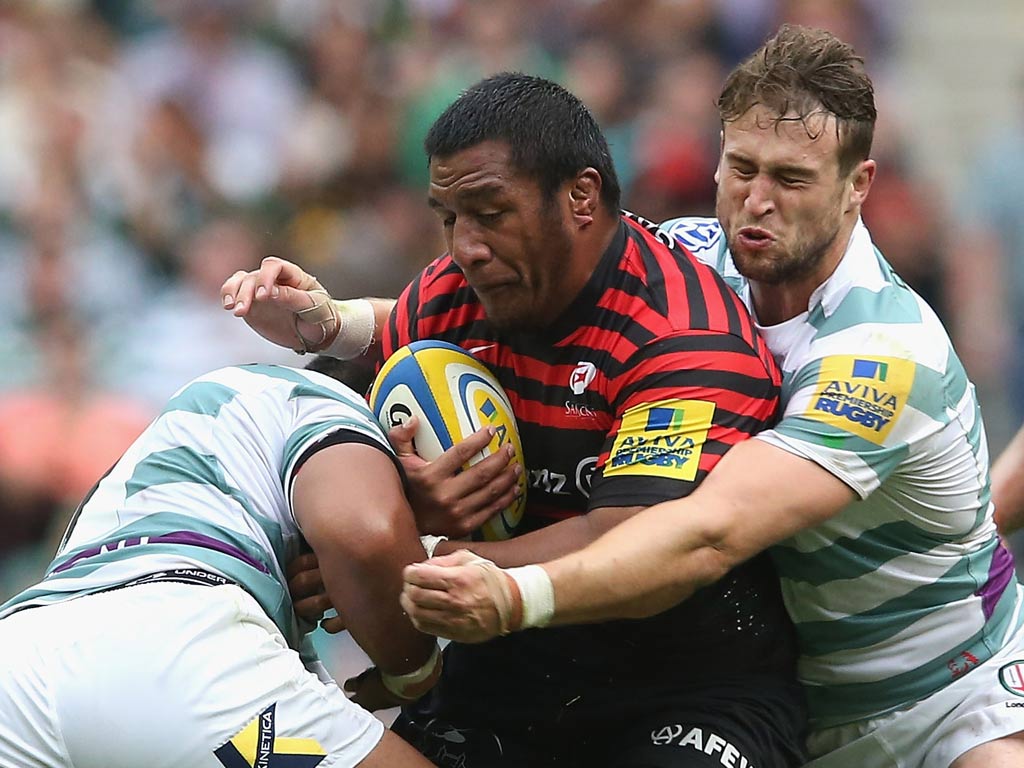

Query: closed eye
[477,210,505,224]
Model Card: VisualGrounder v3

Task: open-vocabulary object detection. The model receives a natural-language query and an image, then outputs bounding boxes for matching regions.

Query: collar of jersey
[808,217,888,319]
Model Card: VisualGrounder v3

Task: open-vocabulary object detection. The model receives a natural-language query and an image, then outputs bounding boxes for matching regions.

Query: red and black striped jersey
[386,211,781,527]
[385,212,793,710]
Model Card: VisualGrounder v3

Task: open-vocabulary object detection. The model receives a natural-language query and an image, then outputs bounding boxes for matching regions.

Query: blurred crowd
[1,0,1022,663]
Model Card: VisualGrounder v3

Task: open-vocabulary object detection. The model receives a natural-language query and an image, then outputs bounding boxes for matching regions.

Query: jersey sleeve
[384,270,426,359]
[384,255,486,362]
[756,351,943,498]
[587,329,780,509]
[281,377,396,527]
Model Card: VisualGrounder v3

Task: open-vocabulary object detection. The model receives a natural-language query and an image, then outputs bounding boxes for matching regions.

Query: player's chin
[481,298,544,332]
[731,251,789,285]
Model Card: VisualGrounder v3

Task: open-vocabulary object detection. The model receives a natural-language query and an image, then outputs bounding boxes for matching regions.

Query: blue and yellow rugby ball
[368,340,526,541]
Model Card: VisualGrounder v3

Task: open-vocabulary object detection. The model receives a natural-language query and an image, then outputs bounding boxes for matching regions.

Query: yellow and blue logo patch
[214,703,326,768]
[802,355,915,445]
[604,399,715,481]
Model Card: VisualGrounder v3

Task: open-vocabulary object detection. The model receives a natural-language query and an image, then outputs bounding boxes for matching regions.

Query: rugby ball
[368,340,527,541]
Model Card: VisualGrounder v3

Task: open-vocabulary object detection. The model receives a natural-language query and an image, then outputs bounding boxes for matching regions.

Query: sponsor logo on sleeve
[215,703,326,768]
[802,356,915,445]
[604,399,715,481]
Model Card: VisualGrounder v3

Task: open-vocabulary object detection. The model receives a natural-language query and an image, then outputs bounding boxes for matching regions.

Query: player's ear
[569,169,601,226]
[847,158,876,211]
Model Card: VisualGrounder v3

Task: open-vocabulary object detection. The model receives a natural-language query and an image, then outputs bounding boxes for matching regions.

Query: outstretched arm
[401,439,855,642]
[539,439,853,622]
[221,255,395,361]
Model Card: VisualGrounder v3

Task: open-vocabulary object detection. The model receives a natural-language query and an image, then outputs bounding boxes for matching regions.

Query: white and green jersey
[662,216,1022,728]
[0,364,394,656]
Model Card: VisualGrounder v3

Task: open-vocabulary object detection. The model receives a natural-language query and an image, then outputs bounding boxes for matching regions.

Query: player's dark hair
[304,355,376,395]
[718,24,876,176]
[425,72,621,213]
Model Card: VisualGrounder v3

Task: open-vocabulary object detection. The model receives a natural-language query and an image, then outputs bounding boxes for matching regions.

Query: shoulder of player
[225,365,380,420]
[391,254,484,346]
[610,223,760,355]
[805,284,949,372]
[621,328,779,390]
[420,252,466,288]
[411,254,482,311]
[619,213,735,292]
[394,253,468,309]
[789,330,943,395]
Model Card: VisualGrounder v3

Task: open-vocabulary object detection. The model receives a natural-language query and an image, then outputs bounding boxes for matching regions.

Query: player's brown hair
[718,24,877,175]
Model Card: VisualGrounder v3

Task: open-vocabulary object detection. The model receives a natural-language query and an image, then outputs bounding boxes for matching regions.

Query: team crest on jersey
[803,355,915,445]
[999,661,1024,697]
[664,218,721,254]
[214,703,326,768]
[604,399,715,481]
[570,362,597,395]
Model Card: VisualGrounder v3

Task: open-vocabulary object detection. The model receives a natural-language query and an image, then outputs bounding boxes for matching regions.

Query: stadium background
[1,0,1023,718]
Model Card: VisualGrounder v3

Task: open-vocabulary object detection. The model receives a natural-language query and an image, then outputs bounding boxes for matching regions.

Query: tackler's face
[428,140,575,331]
[715,104,855,287]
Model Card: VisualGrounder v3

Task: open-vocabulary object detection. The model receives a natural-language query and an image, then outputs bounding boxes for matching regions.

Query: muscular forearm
[322,539,435,675]
[541,500,731,624]
[528,440,855,628]
[437,506,642,567]
[295,443,434,675]
[400,499,733,643]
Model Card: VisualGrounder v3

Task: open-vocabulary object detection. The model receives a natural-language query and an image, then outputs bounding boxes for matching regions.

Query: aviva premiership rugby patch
[604,399,715,481]
[215,703,326,768]
[803,356,914,444]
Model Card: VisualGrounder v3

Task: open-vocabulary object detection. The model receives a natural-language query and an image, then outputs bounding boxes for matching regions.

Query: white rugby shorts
[0,581,384,768]
[805,591,1024,768]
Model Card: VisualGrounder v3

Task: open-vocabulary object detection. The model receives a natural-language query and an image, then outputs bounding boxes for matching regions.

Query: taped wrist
[505,565,555,630]
[292,289,339,354]
[380,643,443,701]
[322,299,376,360]
[468,558,517,635]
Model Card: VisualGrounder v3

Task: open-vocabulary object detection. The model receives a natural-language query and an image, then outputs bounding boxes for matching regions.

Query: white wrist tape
[419,534,449,559]
[505,565,555,629]
[380,643,442,701]
[322,299,376,360]
[292,289,339,354]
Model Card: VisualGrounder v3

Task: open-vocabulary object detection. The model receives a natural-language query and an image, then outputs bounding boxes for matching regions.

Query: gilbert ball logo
[570,362,597,396]
[999,661,1024,696]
